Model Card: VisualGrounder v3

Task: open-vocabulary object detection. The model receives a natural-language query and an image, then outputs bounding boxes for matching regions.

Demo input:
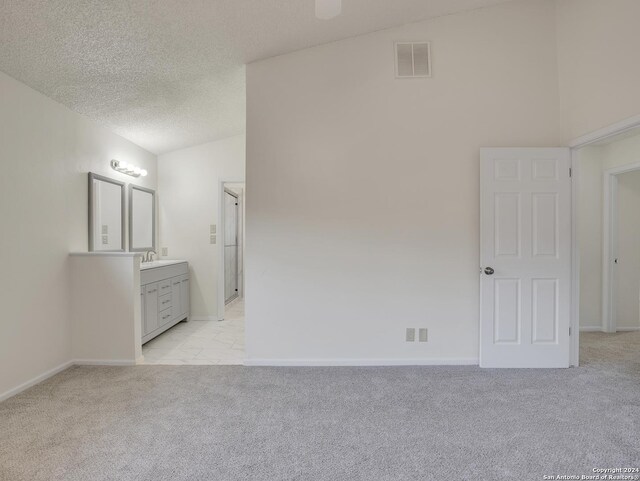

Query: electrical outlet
[406,328,416,342]
[210,224,216,234]
[210,235,216,245]
[419,328,428,342]
[161,247,168,256]
[101,235,108,245]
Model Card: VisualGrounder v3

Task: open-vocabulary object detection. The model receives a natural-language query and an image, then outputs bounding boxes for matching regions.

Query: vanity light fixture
[111,159,148,178]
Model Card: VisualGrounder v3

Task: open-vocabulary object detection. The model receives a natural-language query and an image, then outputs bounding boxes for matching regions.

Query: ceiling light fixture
[111,159,148,178]
[315,0,341,19]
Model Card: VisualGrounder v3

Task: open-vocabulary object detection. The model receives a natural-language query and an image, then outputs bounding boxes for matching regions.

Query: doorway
[479,118,640,368]
[575,126,640,366]
[220,182,244,317]
[224,188,240,305]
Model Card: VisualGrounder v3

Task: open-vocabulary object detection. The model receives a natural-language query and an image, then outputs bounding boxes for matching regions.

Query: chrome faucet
[144,250,157,263]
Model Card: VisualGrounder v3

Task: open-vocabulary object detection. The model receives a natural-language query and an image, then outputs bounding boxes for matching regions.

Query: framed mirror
[88,173,126,252]
[129,185,156,252]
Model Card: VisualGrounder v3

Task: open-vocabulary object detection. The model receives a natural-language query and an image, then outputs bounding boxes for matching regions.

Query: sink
[140,260,187,270]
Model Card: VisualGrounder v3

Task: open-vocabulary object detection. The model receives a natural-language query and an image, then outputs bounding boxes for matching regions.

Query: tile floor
[141,298,245,365]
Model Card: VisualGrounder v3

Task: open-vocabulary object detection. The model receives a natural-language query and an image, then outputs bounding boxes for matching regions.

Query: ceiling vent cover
[395,42,431,78]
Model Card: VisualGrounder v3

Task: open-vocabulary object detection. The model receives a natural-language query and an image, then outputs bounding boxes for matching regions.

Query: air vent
[395,42,431,78]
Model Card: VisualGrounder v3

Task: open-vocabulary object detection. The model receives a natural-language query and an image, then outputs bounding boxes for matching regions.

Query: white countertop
[70,252,144,257]
[140,259,188,271]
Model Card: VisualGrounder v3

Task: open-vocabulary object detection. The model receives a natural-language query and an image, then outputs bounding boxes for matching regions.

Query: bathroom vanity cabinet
[140,261,190,344]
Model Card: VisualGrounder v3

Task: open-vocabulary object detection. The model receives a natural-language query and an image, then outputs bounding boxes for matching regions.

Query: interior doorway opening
[574,126,640,366]
[221,182,245,319]
[224,187,242,306]
[140,181,246,366]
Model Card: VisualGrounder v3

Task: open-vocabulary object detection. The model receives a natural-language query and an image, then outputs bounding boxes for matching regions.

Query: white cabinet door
[480,148,571,368]
[144,283,159,333]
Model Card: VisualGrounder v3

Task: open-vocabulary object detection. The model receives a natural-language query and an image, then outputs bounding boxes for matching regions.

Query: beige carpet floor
[1,332,639,481]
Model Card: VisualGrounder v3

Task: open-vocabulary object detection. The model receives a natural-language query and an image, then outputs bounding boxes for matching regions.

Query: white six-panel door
[480,148,571,368]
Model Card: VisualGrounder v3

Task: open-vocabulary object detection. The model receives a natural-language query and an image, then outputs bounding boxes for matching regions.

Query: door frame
[223,188,240,306]
[601,161,640,333]
[217,179,245,321]
[569,112,640,365]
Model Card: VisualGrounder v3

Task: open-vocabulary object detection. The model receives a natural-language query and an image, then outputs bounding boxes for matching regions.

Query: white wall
[70,254,143,363]
[615,170,640,330]
[158,135,245,320]
[0,70,156,398]
[556,0,640,142]
[245,0,562,364]
[578,131,640,330]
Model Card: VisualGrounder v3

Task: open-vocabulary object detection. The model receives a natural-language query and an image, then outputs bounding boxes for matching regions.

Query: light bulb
[133,167,142,175]
[140,169,148,177]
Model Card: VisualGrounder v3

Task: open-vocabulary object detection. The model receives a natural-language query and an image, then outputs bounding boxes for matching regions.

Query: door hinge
[569,327,572,336]
[569,168,572,178]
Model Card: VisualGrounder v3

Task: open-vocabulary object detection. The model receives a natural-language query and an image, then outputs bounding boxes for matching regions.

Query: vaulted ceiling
[0,0,510,154]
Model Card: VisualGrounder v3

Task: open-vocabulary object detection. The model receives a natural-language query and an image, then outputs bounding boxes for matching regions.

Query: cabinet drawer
[158,280,172,295]
[159,307,173,326]
[159,293,172,310]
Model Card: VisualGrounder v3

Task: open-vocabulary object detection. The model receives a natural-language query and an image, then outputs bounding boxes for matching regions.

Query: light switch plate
[406,328,416,342]
[101,225,108,235]
[210,224,216,234]
[210,235,216,244]
[161,247,168,256]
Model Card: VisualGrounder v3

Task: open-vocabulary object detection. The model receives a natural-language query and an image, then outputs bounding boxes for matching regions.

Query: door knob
[484,267,495,275]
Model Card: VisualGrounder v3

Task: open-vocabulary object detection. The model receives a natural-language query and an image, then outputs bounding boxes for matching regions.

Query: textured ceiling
[0,0,510,154]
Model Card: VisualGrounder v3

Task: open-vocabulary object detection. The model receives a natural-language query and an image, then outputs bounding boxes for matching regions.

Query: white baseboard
[0,358,139,402]
[73,359,137,366]
[0,360,74,403]
[244,358,479,367]
[1,356,479,402]
[580,326,640,332]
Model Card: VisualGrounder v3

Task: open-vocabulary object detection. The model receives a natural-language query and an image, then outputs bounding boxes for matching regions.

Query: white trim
[601,161,640,334]
[602,170,616,333]
[569,113,640,148]
[570,150,580,367]
[73,359,137,366]
[217,178,245,322]
[0,360,74,402]
[568,326,639,332]
[244,358,479,367]
[580,326,605,332]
